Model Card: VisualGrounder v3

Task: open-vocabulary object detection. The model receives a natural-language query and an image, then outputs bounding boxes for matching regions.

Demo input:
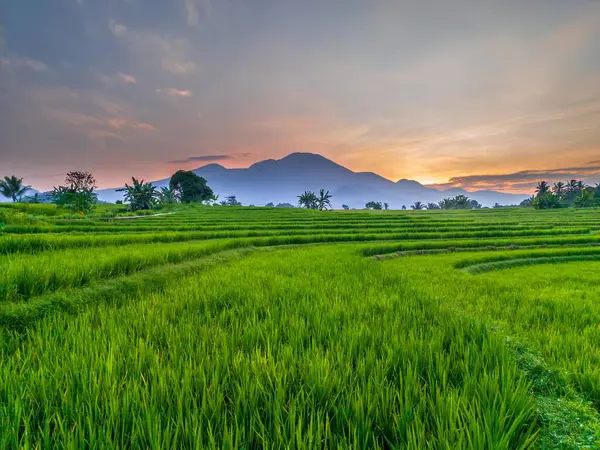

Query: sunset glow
[2,1,600,193]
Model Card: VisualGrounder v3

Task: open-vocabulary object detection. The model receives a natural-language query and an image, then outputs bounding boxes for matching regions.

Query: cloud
[120,30,197,75]
[156,88,193,98]
[108,19,127,37]
[116,72,136,84]
[0,55,48,71]
[428,165,600,193]
[106,118,155,131]
[169,154,233,164]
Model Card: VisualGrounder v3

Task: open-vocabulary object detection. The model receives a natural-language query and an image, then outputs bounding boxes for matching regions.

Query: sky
[1,0,600,193]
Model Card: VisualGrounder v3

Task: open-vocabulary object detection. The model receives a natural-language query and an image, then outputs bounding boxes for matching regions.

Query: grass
[1,205,600,448]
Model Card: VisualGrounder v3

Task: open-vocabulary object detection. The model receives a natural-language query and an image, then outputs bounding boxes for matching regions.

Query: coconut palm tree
[552,182,566,198]
[316,189,332,211]
[535,181,550,197]
[0,176,31,202]
[411,201,425,210]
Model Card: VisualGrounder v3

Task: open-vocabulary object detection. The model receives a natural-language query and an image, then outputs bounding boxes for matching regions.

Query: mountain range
[97,153,529,208]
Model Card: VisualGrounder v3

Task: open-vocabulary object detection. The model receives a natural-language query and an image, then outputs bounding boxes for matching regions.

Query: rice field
[1,204,600,448]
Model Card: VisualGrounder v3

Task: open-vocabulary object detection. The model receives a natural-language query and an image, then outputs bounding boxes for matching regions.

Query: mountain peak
[396,178,424,187]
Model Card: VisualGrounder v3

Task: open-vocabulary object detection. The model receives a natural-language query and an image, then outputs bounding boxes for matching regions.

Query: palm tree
[298,191,318,209]
[316,189,332,211]
[411,201,425,210]
[384,202,389,210]
[0,176,31,202]
[552,182,565,197]
[576,180,586,192]
[568,179,579,194]
[117,178,158,211]
[535,181,550,197]
[27,193,41,204]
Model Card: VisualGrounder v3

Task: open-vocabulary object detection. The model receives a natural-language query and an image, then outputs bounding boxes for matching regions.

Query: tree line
[362,195,482,211]
[0,170,229,213]
[529,180,600,209]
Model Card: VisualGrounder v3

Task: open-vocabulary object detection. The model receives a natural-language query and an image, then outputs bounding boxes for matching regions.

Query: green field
[2,204,600,449]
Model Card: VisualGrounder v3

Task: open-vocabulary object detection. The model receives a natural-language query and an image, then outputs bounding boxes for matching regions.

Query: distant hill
[96,152,528,208]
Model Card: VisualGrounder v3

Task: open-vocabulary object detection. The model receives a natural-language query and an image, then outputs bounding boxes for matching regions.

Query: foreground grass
[0,246,537,449]
[2,206,600,448]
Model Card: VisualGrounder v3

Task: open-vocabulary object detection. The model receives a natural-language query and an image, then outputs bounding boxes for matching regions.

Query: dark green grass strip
[360,235,600,257]
[463,254,600,274]
[506,338,600,448]
[1,228,594,255]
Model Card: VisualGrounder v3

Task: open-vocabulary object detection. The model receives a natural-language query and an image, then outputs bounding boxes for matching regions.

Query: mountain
[96,152,529,208]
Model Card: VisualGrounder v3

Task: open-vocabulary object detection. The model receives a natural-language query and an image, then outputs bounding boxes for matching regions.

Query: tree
[535,181,550,197]
[384,202,389,210]
[574,189,596,208]
[316,189,332,211]
[520,197,534,207]
[365,201,383,210]
[26,193,41,204]
[0,176,31,202]
[552,182,566,198]
[342,204,349,210]
[51,171,98,213]
[298,191,318,209]
[411,201,425,210]
[169,170,214,203]
[427,203,440,210]
[158,186,177,204]
[533,192,561,209]
[224,195,241,206]
[402,205,407,210]
[117,178,158,211]
[65,171,97,193]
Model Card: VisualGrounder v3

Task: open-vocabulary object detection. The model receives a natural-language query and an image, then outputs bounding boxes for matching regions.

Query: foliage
[169,170,214,203]
[411,201,425,210]
[25,193,41,204]
[532,192,562,210]
[51,171,98,214]
[298,191,318,209]
[384,202,389,210]
[51,186,98,214]
[117,177,158,211]
[438,195,481,210]
[365,201,382,210]
[520,197,534,207]
[532,179,597,208]
[158,186,178,204]
[316,189,332,211]
[342,204,349,210]
[0,175,31,202]
[427,203,440,210]
[535,181,550,197]
[222,195,241,206]
[573,189,597,208]
[65,171,97,193]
